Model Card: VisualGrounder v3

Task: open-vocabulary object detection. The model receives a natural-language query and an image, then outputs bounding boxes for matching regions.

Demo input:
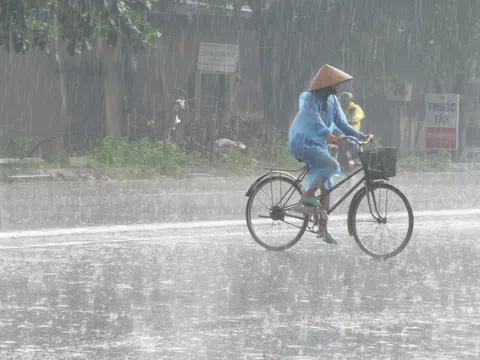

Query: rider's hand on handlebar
[363,134,373,141]
[327,133,345,147]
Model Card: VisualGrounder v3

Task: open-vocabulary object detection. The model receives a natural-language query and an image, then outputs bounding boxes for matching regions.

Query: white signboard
[197,42,239,73]
[424,93,459,150]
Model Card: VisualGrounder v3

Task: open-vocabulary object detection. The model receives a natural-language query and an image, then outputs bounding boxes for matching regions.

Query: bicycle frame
[280,166,367,215]
[318,166,366,215]
[276,166,387,225]
[259,135,386,223]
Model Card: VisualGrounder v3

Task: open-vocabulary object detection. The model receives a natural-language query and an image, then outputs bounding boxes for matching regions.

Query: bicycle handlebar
[344,134,374,146]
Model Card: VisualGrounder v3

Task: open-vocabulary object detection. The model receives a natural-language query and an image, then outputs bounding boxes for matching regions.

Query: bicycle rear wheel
[246,175,309,251]
[351,182,414,259]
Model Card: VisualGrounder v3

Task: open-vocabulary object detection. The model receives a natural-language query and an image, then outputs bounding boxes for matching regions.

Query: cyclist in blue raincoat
[289,64,372,244]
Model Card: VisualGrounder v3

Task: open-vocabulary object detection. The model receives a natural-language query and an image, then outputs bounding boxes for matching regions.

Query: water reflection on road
[0,216,480,359]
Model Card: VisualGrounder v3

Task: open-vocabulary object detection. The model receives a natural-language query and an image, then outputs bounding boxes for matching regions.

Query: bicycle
[245,136,414,260]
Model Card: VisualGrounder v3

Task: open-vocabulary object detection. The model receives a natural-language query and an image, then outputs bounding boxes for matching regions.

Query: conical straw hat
[308,64,353,91]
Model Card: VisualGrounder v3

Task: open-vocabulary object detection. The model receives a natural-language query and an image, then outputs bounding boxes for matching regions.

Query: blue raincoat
[289,89,364,190]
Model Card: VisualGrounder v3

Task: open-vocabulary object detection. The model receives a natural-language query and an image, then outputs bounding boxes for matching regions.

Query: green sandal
[299,197,319,207]
[317,233,338,245]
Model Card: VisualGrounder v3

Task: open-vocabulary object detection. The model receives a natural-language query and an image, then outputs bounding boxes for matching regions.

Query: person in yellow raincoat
[338,92,364,132]
[338,92,365,167]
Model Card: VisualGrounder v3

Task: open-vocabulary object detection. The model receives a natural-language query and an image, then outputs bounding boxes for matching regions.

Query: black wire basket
[359,147,397,179]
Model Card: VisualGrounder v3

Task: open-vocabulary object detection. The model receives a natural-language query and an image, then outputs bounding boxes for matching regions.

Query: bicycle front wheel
[351,182,414,259]
[246,175,309,251]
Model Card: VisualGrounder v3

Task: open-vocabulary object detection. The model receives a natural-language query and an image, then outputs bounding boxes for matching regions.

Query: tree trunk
[256,1,299,138]
[54,12,71,152]
[104,63,124,142]
[156,40,172,141]
[103,42,125,142]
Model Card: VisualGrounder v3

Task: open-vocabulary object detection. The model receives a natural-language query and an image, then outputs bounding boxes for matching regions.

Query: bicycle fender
[347,186,367,236]
[245,171,299,197]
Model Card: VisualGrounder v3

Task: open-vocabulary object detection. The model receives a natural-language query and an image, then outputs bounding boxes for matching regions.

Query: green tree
[0,0,161,55]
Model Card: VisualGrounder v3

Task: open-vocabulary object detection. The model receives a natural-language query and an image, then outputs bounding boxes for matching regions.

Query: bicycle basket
[359,147,397,179]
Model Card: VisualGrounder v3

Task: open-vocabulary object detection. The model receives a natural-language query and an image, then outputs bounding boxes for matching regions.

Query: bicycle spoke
[258,188,272,208]
[269,176,274,206]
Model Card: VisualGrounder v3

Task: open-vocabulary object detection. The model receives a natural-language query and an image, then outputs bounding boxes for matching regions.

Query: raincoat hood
[308,64,353,91]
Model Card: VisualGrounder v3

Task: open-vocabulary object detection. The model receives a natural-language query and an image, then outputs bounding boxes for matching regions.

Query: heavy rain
[1,1,480,359]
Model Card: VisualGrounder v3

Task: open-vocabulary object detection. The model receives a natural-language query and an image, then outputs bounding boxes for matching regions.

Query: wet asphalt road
[0,172,479,230]
[1,209,480,359]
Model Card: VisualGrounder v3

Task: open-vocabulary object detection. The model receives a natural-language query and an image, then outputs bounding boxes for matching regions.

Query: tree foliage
[0,0,161,55]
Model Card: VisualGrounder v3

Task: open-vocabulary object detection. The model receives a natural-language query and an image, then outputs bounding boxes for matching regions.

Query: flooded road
[1,210,479,359]
[0,172,479,230]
